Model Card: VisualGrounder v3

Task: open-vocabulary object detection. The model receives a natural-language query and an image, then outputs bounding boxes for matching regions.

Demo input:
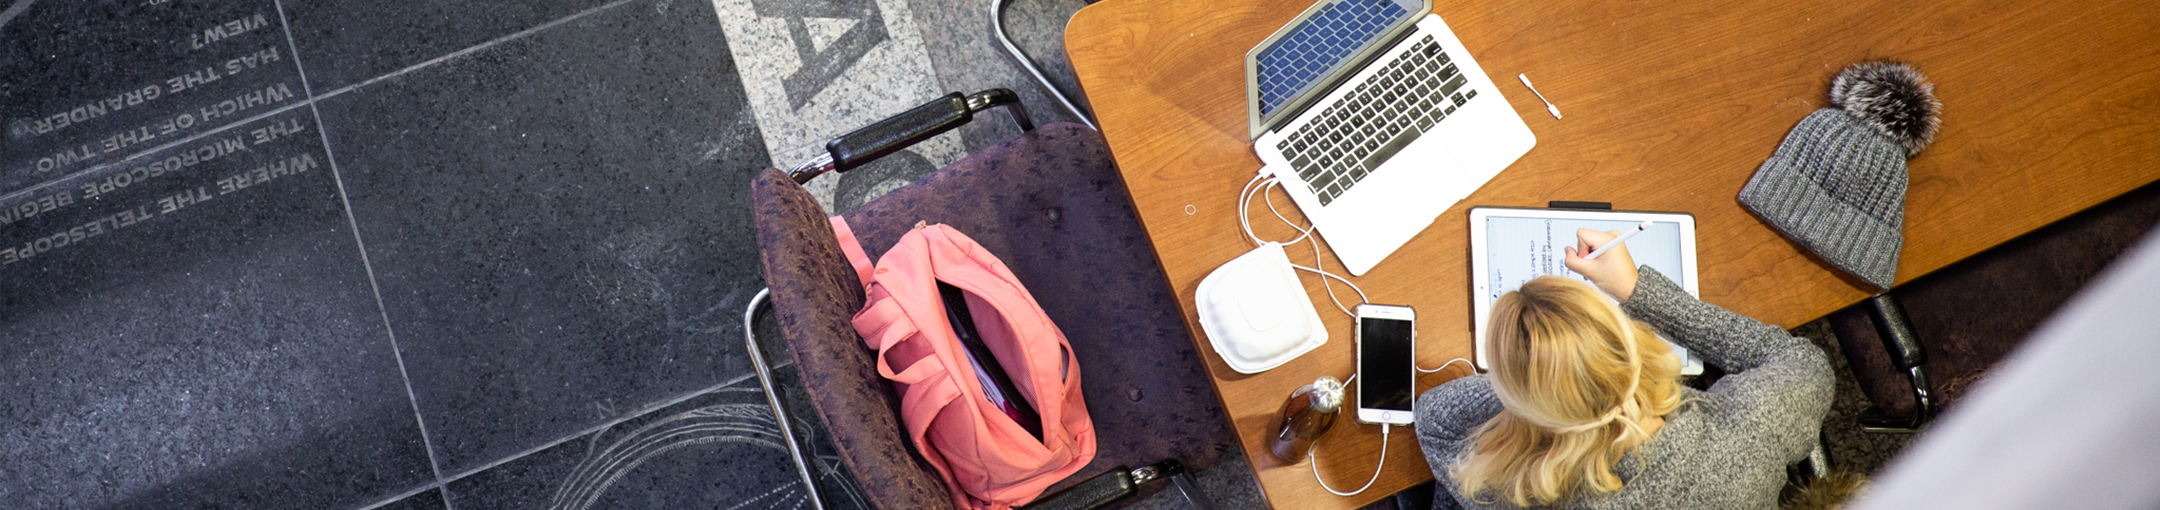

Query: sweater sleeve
[1620,268,1835,460]
[1623,269,1803,372]
[1414,375,1502,480]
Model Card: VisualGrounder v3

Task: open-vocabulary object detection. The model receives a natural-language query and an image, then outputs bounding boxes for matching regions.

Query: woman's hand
[1563,228,1641,302]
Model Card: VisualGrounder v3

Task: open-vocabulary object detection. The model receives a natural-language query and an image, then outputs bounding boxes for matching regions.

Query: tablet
[1468,207,1705,375]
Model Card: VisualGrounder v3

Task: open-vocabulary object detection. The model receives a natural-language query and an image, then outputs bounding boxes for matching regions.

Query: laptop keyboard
[1254,0,1410,116]
[1275,35,1478,206]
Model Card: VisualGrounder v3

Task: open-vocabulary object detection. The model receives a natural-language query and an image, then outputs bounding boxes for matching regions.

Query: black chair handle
[1866,294,1926,369]
[788,89,1034,184]
[829,93,971,173]
[1859,293,1935,432]
[1020,460,1208,510]
[1023,467,1135,510]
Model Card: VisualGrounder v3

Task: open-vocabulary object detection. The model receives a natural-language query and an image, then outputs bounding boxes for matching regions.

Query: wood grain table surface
[1064,0,2160,507]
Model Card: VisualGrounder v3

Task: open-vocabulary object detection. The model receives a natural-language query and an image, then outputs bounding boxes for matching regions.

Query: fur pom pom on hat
[1736,61,1943,290]
[1829,62,1942,157]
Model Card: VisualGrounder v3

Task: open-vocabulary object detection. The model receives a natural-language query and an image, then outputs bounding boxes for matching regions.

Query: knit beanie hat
[1738,62,1942,290]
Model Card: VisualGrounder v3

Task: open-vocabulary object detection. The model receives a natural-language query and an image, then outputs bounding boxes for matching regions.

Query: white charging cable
[1238,173,1367,318]
[1314,424,1391,496]
[1239,173,1312,246]
[1418,357,1474,374]
[1241,172,1478,375]
[1308,373,1388,496]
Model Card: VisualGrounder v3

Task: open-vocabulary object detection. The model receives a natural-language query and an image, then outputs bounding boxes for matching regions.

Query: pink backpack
[830,216,1097,510]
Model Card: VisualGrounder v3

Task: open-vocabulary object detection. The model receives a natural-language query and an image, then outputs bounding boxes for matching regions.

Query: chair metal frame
[743,288,827,510]
[990,0,1095,130]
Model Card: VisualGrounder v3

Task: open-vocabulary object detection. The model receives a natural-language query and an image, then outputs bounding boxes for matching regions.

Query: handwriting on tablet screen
[1484,217,1685,302]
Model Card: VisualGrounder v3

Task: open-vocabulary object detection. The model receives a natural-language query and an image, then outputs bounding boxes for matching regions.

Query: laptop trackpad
[1384,133,1471,197]
[1424,103,1535,181]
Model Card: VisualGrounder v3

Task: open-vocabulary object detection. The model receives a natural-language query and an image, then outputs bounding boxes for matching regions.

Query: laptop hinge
[1265,24,1422,135]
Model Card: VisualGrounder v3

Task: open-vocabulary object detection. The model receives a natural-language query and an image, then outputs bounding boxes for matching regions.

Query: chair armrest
[1020,460,1210,510]
[829,93,971,174]
[1867,294,1926,369]
[1023,467,1135,510]
[788,89,1035,184]
[1860,293,1935,432]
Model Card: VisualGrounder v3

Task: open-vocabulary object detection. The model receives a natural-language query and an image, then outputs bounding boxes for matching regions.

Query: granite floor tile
[3,0,304,195]
[6,3,434,508]
[0,107,433,508]
[313,0,772,475]
[443,385,867,510]
[279,0,627,91]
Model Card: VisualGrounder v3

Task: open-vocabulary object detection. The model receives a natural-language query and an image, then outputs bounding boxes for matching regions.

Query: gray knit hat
[1739,62,1941,290]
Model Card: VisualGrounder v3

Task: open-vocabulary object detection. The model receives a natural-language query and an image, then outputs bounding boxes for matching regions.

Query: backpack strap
[857,298,961,433]
[829,215,876,288]
[850,267,968,506]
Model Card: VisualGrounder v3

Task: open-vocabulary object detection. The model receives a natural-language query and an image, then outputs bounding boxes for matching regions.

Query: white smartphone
[1355,304,1417,425]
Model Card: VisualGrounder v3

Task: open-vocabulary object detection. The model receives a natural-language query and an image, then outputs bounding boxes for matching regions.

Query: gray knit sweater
[1415,268,1834,509]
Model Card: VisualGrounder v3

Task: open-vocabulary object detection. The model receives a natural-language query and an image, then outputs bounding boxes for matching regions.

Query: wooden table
[1066,0,2160,507]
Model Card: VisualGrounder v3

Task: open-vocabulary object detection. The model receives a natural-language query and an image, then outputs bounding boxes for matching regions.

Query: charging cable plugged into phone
[1303,303,1477,497]
[1305,302,1422,497]
[1221,169,1476,497]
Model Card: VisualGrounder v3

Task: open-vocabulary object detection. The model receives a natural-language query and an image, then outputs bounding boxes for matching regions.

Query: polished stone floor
[0,0,1182,508]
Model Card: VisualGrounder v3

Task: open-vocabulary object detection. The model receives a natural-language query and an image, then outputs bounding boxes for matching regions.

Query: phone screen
[1359,316,1415,413]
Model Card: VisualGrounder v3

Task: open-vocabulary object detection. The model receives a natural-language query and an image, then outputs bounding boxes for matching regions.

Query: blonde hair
[1452,276,1685,507]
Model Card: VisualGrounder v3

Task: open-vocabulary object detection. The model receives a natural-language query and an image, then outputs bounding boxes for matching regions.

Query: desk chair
[743,89,1234,509]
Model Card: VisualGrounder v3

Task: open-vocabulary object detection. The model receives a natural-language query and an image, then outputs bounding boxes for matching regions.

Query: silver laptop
[1246,0,1536,275]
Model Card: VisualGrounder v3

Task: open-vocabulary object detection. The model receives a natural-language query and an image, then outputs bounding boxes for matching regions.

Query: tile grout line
[320,0,642,99]
[0,0,642,206]
[269,0,448,491]
[348,373,759,510]
[294,0,666,507]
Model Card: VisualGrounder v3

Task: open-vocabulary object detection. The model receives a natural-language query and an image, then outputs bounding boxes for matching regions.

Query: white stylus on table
[1518,74,1562,119]
[1583,221,1653,260]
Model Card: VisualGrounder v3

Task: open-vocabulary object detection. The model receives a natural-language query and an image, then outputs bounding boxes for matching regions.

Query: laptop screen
[1254,0,1419,117]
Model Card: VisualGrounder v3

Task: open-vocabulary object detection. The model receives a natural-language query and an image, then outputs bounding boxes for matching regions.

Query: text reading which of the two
[12,47,284,142]
[30,80,296,175]
[1,113,310,231]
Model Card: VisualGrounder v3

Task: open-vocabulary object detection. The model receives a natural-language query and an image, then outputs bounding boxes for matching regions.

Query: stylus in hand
[1583,221,1653,260]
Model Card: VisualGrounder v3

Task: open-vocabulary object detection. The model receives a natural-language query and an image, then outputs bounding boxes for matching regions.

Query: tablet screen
[1482,217,1687,302]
